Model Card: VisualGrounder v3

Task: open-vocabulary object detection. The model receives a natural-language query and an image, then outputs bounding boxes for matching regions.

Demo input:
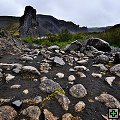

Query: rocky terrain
[0,36,120,120]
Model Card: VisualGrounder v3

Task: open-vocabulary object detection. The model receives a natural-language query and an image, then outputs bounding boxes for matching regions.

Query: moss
[41,88,65,107]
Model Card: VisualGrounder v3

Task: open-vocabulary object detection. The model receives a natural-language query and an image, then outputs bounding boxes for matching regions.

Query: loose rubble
[0,38,120,120]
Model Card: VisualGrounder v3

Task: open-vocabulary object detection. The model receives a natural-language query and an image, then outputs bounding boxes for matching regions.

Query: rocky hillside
[0,36,120,120]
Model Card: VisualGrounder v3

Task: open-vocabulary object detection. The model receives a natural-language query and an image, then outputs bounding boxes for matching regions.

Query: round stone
[69,84,87,98]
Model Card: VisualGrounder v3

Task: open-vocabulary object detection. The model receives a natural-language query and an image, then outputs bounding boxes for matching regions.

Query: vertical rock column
[19,6,39,38]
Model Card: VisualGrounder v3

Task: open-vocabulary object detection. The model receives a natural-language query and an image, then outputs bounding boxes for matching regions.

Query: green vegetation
[41,88,65,107]
[22,29,85,48]
[96,25,120,47]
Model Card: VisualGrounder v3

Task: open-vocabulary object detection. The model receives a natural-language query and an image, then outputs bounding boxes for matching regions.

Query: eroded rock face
[0,106,17,120]
[19,6,39,38]
[83,38,111,52]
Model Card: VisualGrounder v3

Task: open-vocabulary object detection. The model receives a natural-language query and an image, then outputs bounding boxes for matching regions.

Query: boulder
[65,40,82,52]
[114,52,120,64]
[83,38,111,52]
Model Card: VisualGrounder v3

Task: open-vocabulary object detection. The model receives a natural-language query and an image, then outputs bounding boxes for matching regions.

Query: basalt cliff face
[19,6,87,37]
[19,6,39,37]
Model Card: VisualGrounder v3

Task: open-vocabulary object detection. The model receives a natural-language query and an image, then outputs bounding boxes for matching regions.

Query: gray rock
[10,85,21,89]
[0,106,17,120]
[22,66,40,75]
[83,38,111,52]
[69,84,87,98]
[77,72,86,78]
[12,64,22,73]
[40,63,51,73]
[92,64,108,72]
[54,56,65,66]
[43,109,58,120]
[114,52,120,64]
[68,75,75,81]
[56,94,70,111]
[64,40,82,52]
[0,63,22,73]
[56,73,64,78]
[48,45,60,50]
[95,93,120,108]
[0,98,13,106]
[21,56,33,61]
[39,79,62,93]
[77,60,88,65]
[74,66,88,71]
[6,74,15,82]
[0,68,2,72]
[23,96,42,104]
[94,54,109,64]
[62,113,81,120]
[12,100,22,108]
[105,77,115,86]
[0,72,3,78]
[110,64,120,77]
[21,106,41,120]
[92,73,102,78]
[74,101,85,112]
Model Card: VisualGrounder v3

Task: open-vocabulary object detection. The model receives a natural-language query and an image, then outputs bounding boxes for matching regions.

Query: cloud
[0,0,120,27]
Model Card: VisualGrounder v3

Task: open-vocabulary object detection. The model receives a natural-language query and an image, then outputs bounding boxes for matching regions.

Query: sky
[0,0,120,27]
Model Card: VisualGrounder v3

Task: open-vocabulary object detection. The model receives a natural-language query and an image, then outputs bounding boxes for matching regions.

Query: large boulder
[19,6,39,38]
[64,40,82,52]
[83,38,111,52]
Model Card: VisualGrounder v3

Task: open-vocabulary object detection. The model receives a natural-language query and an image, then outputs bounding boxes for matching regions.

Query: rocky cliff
[19,6,39,38]
[0,6,88,37]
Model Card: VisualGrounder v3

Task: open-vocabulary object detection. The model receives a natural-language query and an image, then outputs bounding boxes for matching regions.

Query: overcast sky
[0,0,120,27]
